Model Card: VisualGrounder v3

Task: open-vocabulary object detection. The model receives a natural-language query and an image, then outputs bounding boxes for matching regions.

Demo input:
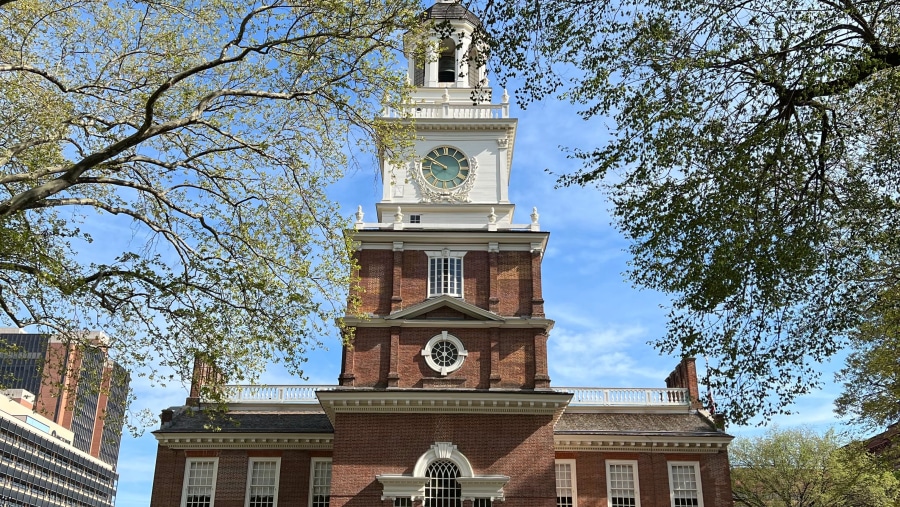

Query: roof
[154,407,333,434]
[423,2,481,26]
[556,412,729,438]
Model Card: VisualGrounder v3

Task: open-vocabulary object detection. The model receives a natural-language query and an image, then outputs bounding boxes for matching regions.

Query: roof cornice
[554,433,733,453]
[153,432,334,450]
[316,390,572,424]
[343,315,554,332]
[385,295,504,321]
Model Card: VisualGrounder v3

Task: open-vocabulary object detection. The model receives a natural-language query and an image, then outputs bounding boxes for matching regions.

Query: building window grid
[425,459,461,507]
[246,458,279,507]
[183,459,217,507]
[607,461,639,507]
[668,463,702,507]
[555,460,576,507]
[428,256,463,297]
[310,458,332,507]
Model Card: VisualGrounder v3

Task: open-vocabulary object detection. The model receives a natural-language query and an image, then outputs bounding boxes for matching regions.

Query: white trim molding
[245,457,281,507]
[156,433,333,450]
[606,460,640,507]
[667,461,704,507]
[555,434,731,453]
[377,442,509,502]
[182,457,219,507]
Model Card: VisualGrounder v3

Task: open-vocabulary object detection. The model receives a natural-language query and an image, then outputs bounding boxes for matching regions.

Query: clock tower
[326,1,565,506]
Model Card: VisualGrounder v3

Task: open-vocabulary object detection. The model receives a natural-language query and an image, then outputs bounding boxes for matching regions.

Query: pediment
[386,295,503,322]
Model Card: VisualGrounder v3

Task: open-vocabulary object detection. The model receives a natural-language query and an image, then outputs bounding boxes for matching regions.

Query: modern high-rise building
[0,329,130,468]
[0,389,119,507]
[148,3,734,506]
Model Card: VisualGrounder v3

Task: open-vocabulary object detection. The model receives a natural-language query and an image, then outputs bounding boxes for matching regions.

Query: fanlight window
[425,460,461,507]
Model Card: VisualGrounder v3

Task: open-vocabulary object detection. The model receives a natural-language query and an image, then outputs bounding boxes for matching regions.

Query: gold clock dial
[421,147,470,189]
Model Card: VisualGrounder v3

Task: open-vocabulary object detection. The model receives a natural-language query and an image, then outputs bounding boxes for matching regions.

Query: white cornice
[342,316,554,332]
[385,295,504,321]
[350,230,549,253]
[153,432,333,450]
[554,434,732,453]
[316,390,571,423]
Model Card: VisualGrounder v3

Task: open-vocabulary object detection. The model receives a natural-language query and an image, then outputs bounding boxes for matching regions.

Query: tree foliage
[475,0,900,424]
[0,0,420,410]
[731,427,900,507]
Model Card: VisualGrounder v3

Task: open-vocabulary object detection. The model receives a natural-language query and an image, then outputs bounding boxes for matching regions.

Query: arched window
[438,38,456,83]
[425,459,461,507]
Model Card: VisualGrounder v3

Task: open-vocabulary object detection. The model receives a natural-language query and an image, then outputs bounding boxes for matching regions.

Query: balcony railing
[221,385,690,407]
[383,102,509,119]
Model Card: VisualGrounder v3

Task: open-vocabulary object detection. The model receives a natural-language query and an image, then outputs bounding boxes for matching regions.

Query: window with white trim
[425,459,461,507]
[182,458,218,507]
[555,459,577,507]
[606,460,640,507]
[309,458,332,507]
[427,250,465,297]
[246,458,280,507]
[668,462,703,507]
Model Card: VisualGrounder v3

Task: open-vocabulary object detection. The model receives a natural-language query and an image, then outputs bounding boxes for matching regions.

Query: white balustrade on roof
[220,385,690,407]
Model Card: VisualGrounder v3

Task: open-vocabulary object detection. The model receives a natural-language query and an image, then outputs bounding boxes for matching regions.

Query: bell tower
[375,0,518,227]
[322,3,566,507]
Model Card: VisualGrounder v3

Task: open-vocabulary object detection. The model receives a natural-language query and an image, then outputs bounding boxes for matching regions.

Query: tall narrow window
[183,458,217,507]
[555,459,577,507]
[606,460,640,507]
[668,462,703,507]
[247,458,280,507]
[427,250,465,297]
[425,459,461,507]
[309,458,332,507]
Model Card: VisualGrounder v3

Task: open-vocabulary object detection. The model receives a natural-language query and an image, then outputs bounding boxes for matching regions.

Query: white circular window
[422,331,468,376]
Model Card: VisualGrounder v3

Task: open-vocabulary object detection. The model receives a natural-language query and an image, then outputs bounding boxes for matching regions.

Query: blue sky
[110,85,854,505]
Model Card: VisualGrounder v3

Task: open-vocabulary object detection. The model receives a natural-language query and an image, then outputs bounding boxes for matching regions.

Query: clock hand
[425,157,449,169]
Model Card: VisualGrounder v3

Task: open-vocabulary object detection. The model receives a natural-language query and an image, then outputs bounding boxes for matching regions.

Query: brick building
[149,2,734,506]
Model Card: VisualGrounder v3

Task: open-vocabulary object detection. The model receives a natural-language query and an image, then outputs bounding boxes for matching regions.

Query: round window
[422,332,468,376]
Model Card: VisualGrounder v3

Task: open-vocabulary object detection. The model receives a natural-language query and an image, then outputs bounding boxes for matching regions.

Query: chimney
[186,354,222,406]
[665,357,702,409]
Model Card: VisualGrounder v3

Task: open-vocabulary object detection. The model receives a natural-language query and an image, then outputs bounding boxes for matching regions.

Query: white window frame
[245,457,281,507]
[555,459,577,507]
[426,250,466,298]
[667,461,703,507]
[309,457,333,507]
[606,460,640,507]
[421,331,468,376]
[182,457,219,507]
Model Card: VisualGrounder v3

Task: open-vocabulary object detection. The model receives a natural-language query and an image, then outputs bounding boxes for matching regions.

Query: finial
[394,207,403,223]
[488,207,497,224]
[355,205,364,223]
[531,207,539,224]
[442,88,450,103]
[502,89,509,104]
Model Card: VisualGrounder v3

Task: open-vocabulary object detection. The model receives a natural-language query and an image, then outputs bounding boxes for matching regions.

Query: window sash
[183,458,217,507]
[668,463,702,507]
[607,461,639,507]
[310,458,332,507]
[429,257,463,297]
[555,460,576,507]
[247,459,279,507]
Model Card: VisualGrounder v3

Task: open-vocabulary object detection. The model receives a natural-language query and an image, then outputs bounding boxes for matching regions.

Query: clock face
[421,147,470,189]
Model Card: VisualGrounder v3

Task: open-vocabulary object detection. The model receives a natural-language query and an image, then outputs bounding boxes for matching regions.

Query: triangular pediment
[386,295,504,322]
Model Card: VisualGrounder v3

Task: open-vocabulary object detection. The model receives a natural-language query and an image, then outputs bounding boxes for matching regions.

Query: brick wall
[345,327,540,388]
[561,450,733,507]
[149,446,328,507]
[353,250,537,317]
[330,412,557,507]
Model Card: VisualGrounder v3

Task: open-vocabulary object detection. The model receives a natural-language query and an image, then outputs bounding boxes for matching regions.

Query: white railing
[384,103,509,119]
[222,385,690,407]
[224,385,332,403]
[554,387,690,406]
